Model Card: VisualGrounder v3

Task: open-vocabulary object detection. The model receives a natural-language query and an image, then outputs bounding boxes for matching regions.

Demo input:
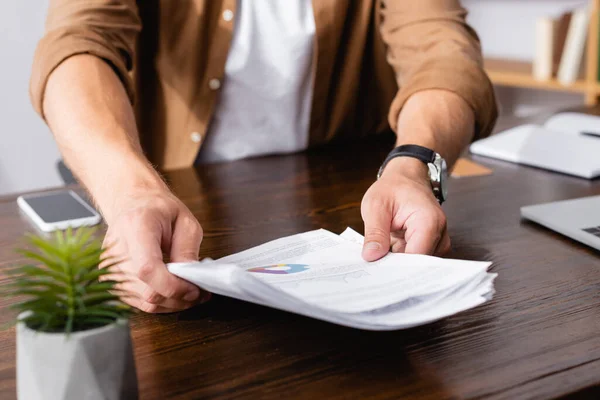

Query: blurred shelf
[483,1,600,105]
[484,58,594,93]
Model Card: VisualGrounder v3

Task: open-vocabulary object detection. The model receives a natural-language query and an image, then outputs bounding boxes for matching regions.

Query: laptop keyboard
[582,226,600,238]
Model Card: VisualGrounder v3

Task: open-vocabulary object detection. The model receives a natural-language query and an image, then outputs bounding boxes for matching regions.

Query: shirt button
[223,9,234,22]
[190,132,202,143]
[208,78,221,90]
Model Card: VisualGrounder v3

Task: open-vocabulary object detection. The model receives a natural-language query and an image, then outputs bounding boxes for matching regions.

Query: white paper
[168,228,496,331]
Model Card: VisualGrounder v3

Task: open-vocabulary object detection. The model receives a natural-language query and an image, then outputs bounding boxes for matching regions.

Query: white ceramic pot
[17,317,138,400]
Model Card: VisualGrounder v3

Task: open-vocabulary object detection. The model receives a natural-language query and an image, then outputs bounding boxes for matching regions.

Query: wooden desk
[1,134,599,399]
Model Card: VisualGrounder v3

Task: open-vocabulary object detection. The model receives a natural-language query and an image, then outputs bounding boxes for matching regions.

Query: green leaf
[70,227,86,247]
[26,234,67,260]
[93,303,131,313]
[77,285,128,300]
[16,250,65,273]
[73,252,103,274]
[72,240,104,260]
[80,281,123,293]
[82,293,122,307]
[65,314,74,334]
[3,278,67,293]
[10,298,66,313]
[20,314,49,331]
[17,265,70,283]
[71,228,96,250]
[6,288,65,300]
[76,296,86,312]
[83,303,131,316]
[19,311,62,332]
[25,294,67,305]
[55,229,65,248]
[76,268,114,284]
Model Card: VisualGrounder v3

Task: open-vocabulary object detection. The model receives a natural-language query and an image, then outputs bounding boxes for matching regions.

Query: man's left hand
[360,156,451,261]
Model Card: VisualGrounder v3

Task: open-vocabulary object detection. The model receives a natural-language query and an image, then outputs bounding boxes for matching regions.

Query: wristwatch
[377,144,448,204]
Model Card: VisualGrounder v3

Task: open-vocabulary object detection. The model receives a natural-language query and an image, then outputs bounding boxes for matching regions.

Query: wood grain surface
[0,133,599,399]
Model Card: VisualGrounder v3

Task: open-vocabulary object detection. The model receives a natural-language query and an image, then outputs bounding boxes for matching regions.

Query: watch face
[428,155,447,204]
[440,158,448,201]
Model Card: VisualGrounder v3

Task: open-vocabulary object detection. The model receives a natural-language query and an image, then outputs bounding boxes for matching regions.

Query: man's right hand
[41,55,209,313]
[102,189,210,313]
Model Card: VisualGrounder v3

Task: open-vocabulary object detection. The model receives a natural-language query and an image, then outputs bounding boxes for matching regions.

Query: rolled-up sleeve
[30,0,141,119]
[380,0,498,139]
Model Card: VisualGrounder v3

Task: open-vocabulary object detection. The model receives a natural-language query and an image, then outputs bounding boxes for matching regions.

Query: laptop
[521,195,600,250]
[469,113,600,179]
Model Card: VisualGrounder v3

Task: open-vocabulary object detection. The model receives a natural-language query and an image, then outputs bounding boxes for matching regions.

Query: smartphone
[17,190,101,232]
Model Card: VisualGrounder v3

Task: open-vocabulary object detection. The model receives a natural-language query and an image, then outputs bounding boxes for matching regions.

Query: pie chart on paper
[247,264,309,275]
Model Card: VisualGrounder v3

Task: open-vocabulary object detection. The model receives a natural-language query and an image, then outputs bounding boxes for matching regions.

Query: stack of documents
[168,228,496,331]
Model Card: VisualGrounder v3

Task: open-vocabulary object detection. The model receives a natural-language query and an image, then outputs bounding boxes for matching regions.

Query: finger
[125,295,192,314]
[100,235,125,269]
[390,233,407,253]
[139,303,191,314]
[170,215,203,262]
[118,279,210,311]
[434,230,452,256]
[404,216,442,255]
[361,200,392,262]
[107,260,203,307]
[124,215,201,302]
[113,270,168,305]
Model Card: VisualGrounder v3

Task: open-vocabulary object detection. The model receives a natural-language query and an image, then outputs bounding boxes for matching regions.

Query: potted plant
[1,228,138,400]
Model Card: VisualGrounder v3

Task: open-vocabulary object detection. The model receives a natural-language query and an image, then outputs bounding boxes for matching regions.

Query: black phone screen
[23,192,97,223]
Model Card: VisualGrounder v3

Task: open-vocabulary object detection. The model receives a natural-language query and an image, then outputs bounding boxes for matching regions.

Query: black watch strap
[378,145,436,179]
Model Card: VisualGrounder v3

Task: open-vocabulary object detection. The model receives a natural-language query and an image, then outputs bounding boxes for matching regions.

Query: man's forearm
[380,89,475,182]
[395,89,475,166]
[43,55,167,222]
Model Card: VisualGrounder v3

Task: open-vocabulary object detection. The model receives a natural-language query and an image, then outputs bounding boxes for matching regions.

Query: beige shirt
[30,0,498,171]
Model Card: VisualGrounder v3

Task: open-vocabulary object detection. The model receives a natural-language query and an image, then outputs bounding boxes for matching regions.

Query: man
[31,0,497,313]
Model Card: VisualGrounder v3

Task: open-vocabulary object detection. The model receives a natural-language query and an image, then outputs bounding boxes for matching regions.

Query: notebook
[469,113,600,179]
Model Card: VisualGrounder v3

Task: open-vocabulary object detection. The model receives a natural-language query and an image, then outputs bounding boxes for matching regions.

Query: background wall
[0,0,594,196]
[0,0,62,197]
[463,0,589,116]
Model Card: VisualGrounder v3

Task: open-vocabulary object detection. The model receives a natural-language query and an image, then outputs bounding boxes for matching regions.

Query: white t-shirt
[197,0,315,163]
